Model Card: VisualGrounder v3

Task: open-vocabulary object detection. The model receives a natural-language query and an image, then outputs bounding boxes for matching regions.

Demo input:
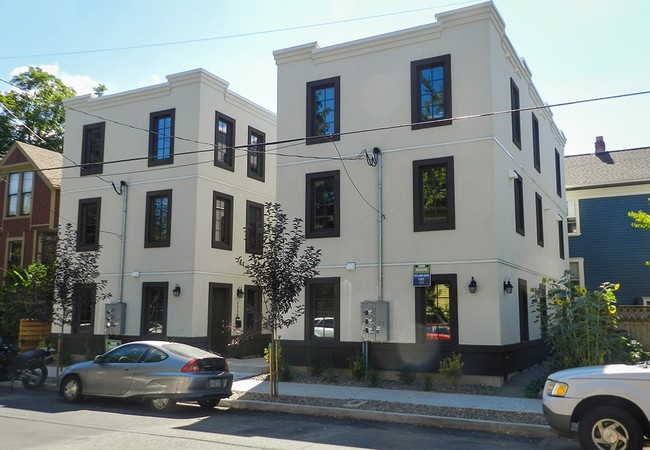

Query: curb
[220,398,562,439]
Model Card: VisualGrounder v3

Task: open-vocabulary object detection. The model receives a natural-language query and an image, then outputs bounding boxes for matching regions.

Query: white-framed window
[569,258,584,288]
[567,198,580,235]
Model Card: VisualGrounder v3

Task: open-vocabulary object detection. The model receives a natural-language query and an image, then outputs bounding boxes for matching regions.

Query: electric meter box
[360,300,389,342]
[105,302,126,335]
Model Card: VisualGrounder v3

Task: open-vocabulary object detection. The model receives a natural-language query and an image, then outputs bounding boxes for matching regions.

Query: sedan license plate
[208,378,224,388]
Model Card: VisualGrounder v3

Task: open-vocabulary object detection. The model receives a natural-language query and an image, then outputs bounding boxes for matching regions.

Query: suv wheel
[578,406,642,450]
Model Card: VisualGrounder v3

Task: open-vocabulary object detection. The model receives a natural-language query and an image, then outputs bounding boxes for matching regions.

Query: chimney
[595,136,606,153]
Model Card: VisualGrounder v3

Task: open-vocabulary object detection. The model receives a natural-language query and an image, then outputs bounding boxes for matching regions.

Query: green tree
[629,198,650,266]
[52,223,110,372]
[0,67,77,156]
[237,203,321,398]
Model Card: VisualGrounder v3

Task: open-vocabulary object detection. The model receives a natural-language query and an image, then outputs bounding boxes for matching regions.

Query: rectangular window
[518,279,529,342]
[555,149,562,197]
[77,198,101,251]
[244,286,262,334]
[306,171,340,238]
[245,201,264,254]
[306,77,340,144]
[6,171,33,216]
[535,193,544,247]
[411,54,452,129]
[305,277,340,341]
[72,284,96,334]
[148,109,175,166]
[567,199,579,234]
[514,173,525,236]
[569,259,584,287]
[510,79,521,149]
[532,114,541,172]
[416,274,457,344]
[142,283,168,336]
[6,240,22,268]
[212,191,233,250]
[214,112,235,171]
[145,190,172,248]
[81,122,105,176]
[247,127,265,181]
[558,219,565,259]
[413,157,455,232]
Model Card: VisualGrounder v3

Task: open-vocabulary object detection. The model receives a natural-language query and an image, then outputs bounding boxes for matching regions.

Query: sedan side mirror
[93,355,104,364]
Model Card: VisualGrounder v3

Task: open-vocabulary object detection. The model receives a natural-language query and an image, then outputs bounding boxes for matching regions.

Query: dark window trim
[305,170,341,239]
[510,78,521,149]
[411,54,452,130]
[535,192,544,247]
[415,273,458,345]
[144,189,172,248]
[77,197,101,251]
[514,173,525,236]
[214,111,236,171]
[244,284,263,335]
[554,149,562,197]
[81,122,105,176]
[247,126,266,182]
[304,277,341,342]
[532,114,541,172]
[245,200,264,254]
[212,191,233,250]
[413,156,455,232]
[141,282,169,338]
[148,108,175,167]
[518,279,529,342]
[306,76,341,145]
[72,283,96,335]
[558,219,565,260]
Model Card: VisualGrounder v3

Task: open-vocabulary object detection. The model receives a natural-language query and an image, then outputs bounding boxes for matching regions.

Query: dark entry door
[208,284,232,356]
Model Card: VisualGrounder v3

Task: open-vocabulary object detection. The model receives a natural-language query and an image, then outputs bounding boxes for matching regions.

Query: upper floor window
[214,112,235,171]
[247,127,265,181]
[6,171,33,216]
[245,201,264,254]
[510,79,521,149]
[77,197,101,251]
[212,191,233,250]
[514,173,525,236]
[413,157,455,232]
[6,240,22,269]
[532,114,541,172]
[306,171,340,239]
[81,122,105,176]
[411,54,452,129]
[555,149,562,197]
[148,109,175,166]
[145,189,172,248]
[567,199,580,234]
[306,77,340,144]
[535,193,544,247]
[558,219,566,259]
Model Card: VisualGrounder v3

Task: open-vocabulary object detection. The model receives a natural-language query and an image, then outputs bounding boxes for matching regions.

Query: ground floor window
[72,284,96,334]
[416,274,457,344]
[141,282,168,336]
[305,277,340,341]
[244,285,262,335]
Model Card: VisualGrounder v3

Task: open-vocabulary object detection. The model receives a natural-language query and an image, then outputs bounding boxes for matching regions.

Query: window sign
[413,264,431,287]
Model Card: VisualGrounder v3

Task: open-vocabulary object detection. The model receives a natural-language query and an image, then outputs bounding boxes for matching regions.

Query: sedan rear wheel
[148,397,176,412]
[60,375,83,403]
[197,399,220,409]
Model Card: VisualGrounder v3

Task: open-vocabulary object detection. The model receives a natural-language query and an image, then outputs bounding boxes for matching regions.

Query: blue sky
[1,0,648,155]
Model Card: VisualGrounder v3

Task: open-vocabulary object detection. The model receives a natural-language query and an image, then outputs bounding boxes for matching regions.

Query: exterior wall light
[237,287,244,298]
[172,284,181,297]
[503,279,514,294]
[468,277,477,293]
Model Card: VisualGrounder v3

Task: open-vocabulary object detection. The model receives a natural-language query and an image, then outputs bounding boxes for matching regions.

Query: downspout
[374,147,383,302]
[118,181,128,303]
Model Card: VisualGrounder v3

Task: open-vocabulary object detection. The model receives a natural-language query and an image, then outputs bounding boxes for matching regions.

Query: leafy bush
[439,352,463,385]
[398,367,415,385]
[308,346,325,376]
[322,366,338,384]
[423,374,433,391]
[366,366,379,387]
[531,272,650,372]
[348,351,365,380]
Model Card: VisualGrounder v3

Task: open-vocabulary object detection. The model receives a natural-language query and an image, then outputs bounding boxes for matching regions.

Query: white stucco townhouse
[60,69,276,357]
[273,1,567,381]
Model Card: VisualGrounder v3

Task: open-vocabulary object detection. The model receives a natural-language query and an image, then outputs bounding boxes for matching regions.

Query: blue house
[566,137,650,305]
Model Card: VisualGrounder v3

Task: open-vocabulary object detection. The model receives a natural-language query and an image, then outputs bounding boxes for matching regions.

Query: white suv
[543,363,650,449]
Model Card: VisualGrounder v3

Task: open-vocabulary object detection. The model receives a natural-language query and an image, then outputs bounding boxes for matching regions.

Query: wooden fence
[618,306,650,350]
[18,319,52,351]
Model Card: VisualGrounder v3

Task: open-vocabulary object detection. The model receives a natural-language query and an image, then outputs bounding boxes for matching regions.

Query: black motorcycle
[0,336,51,390]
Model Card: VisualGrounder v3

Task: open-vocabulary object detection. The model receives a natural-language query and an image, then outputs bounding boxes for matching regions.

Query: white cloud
[10,64,99,95]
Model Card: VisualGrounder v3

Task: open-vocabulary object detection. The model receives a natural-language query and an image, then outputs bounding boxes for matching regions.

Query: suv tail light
[181,358,200,373]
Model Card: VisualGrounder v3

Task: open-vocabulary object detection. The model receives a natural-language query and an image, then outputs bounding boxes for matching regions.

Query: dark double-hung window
[72,284,96,334]
[411,54,452,129]
[532,114,541,172]
[212,191,233,250]
[142,282,168,336]
[145,190,172,248]
[535,192,544,247]
[81,122,105,176]
[413,157,455,231]
[306,171,340,238]
[77,197,101,251]
[148,109,175,166]
[514,173,525,236]
[245,201,264,254]
[306,77,340,144]
[305,277,340,341]
[247,127,265,181]
[215,112,235,171]
[510,79,521,149]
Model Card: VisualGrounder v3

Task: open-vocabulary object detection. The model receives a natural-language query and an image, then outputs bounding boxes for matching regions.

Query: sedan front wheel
[60,375,83,403]
[148,397,176,412]
[578,406,642,450]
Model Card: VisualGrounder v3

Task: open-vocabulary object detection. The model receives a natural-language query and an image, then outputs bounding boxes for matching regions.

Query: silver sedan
[58,340,233,412]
